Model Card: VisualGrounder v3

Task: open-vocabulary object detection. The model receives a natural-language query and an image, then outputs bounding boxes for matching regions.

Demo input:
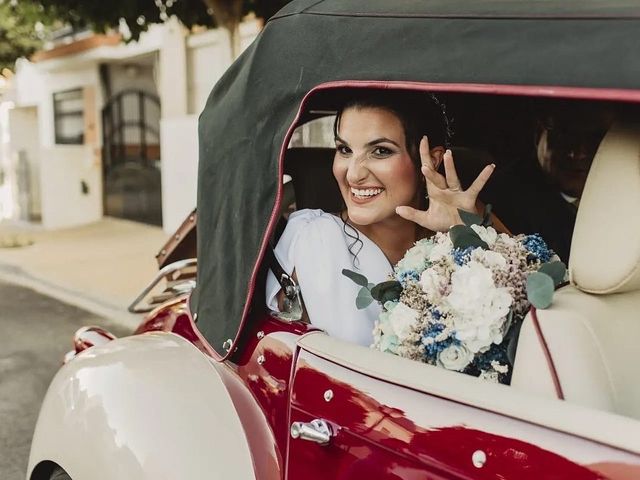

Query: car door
[285,333,640,480]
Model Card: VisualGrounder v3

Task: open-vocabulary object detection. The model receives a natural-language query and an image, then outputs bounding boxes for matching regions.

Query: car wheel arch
[27,332,257,480]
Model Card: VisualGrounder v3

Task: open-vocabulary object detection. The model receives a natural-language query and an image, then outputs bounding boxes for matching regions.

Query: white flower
[497,233,518,248]
[437,344,474,371]
[374,304,401,354]
[445,261,513,353]
[478,369,500,383]
[397,241,433,273]
[429,240,452,262]
[471,249,507,270]
[383,300,398,311]
[379,332,399,354]
[471,225,498,247]
[388,302,419,341]
[491,360,509,374]
[377,303,397,337]
[419,268,448,303]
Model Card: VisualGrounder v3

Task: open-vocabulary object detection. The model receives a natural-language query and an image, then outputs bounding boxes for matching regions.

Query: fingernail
[491,163,496,168]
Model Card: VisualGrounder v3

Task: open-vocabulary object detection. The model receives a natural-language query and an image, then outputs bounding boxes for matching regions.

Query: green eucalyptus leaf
[449,225,489,250]
[457,208,483,227]
[371,280,403,304]
[342,268,369,287]
[356,286,374,309]
[482,203,494,227]
[527,272,555,309]
[538,261,567,287]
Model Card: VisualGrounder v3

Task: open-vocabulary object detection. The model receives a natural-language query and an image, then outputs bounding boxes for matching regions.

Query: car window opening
[266,87,640,422]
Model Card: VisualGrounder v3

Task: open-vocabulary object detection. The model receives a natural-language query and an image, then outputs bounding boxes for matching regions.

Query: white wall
[39,145,102,228]
[0,100,16,220]
[186,20,260,115]
[109,61,158,95]
[8,106,42,220]
[160,18,188,119]
[160,115,198,232]
[10,60,104,228]
[12,58,48,108]
[159,19,259,232]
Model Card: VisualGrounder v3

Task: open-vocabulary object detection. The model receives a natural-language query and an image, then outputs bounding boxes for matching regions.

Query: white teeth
[351,187,383,198]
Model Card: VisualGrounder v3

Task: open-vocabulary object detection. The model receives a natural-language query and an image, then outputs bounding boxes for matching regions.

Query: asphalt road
[0,280,130,480]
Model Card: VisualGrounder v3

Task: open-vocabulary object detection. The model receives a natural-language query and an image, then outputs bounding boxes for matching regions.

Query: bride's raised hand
[396,136,495,232]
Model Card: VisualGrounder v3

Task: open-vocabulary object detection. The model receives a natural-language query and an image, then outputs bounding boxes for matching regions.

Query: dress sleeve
[265,209,382,346]
[265,209,329,311]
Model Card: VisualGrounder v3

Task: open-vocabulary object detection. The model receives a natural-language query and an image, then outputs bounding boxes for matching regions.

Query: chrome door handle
[290,419,332,445]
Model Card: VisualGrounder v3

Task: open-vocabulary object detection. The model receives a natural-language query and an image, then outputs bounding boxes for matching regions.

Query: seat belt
[264,245,303,321]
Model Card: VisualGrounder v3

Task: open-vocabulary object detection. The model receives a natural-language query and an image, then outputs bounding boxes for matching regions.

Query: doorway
[102,88,162,226]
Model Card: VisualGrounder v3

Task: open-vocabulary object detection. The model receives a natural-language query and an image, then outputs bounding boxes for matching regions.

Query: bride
[266,90,496,345]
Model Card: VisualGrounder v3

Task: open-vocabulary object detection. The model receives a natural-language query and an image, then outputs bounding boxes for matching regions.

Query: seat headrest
[570,123,640,294]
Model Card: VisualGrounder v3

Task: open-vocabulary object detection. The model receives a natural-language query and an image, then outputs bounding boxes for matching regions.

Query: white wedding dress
[266,209,393,346]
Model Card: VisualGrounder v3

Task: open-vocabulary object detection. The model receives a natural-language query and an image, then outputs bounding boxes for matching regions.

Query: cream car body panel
[27,332,256,480]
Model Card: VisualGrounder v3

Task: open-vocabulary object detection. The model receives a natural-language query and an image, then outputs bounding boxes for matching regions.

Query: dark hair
[332,89,452,266]
[333,89,452,164]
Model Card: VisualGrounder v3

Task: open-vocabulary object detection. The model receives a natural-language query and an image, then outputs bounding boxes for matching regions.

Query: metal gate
[102,89,162,226]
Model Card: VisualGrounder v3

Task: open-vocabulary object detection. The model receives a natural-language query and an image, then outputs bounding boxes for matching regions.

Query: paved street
[0,280,130,480]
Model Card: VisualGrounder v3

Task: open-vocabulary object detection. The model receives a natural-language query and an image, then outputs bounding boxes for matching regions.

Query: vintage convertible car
[27,1,640,479]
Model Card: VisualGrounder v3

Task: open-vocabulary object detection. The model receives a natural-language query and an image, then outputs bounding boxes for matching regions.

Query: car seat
[284,147,343,213]
[511,123,640,419]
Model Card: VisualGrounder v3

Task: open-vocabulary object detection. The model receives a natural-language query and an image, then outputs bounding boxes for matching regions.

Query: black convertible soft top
[194,0,640,358]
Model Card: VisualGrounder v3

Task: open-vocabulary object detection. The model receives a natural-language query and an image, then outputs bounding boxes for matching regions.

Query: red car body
[28,2,640,479]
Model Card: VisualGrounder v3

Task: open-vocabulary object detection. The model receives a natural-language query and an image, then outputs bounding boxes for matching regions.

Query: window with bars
[53,88,85,145]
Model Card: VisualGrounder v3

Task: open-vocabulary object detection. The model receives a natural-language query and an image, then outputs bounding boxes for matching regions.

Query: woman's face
[333,106,419,226]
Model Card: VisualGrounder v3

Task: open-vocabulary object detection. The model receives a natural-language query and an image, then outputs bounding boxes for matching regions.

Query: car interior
[270,89,640,439]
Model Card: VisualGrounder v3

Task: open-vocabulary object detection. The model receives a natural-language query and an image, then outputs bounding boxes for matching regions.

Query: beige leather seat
[511,123,640,419]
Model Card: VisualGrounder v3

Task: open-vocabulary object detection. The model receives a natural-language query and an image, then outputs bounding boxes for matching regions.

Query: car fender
[27,332,256,480]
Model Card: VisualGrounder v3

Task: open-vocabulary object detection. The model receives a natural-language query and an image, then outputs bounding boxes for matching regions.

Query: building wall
[160,20,260,233]
[0,100,16,220]
[160,115,198,232]
[186,21,259,116]
[4,18,260,232]
[39,145,102,228]
[11,62,104,229]
[7,106,42,220]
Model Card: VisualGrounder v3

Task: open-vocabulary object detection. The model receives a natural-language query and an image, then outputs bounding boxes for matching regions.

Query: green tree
[36,0,292,58]
[0,0,57,71]
[1,0,292,70]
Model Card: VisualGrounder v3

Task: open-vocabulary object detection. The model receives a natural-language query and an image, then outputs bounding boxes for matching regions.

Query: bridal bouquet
[343,209,566,384]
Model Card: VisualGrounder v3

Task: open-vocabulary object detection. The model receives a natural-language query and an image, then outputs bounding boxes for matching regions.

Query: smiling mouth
[350,186,385,200]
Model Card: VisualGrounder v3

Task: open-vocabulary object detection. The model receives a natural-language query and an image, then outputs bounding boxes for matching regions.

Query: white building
[0,18,259,233]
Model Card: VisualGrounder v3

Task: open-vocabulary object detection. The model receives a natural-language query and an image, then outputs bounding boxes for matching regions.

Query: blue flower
[421,322,454,358]
[472,343,509,372]
[452,247,474,266]
[394,269,420,285]
[522,234,553,262]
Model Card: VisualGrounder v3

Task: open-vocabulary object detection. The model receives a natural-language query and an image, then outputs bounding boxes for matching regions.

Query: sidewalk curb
[0,264,142,331]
